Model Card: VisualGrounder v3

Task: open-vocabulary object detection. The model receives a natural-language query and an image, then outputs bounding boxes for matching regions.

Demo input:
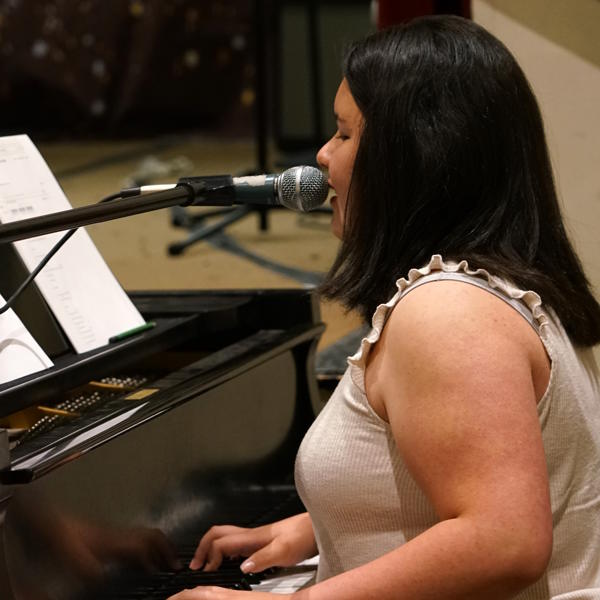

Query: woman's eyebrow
[334,112,347,123]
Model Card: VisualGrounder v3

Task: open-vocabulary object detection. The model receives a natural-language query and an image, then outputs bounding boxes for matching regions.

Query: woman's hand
[168,588,291,600]
[190,512,316,574]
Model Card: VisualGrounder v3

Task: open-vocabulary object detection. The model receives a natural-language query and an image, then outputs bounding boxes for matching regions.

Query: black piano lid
[128,288,321,331]
[0,288,321,418]
[0,292,255,417]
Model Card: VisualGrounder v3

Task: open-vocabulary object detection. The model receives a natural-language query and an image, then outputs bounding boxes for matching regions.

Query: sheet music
[0,292,53,384]
[0,135,145,353]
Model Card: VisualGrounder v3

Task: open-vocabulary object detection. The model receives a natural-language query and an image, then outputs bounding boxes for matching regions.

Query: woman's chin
[328,199,341,239]
[331,220,343,240]
[326,197,338,236]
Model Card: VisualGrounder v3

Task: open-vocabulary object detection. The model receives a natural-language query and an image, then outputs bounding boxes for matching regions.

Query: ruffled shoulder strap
[347,254,549,393]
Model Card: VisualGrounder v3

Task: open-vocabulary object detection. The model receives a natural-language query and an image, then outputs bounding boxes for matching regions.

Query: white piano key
[251,556,318,594]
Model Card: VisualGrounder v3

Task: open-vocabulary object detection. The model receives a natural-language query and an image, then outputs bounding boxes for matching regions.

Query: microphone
[125,165,329,213]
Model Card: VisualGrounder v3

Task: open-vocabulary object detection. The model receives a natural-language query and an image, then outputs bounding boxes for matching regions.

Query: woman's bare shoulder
[387,278,543,363]
[367,278,550,409]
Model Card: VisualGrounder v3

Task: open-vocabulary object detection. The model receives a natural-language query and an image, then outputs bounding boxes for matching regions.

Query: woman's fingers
[190,526,245,570]
[190,526,272,571]
[241,537,290,573]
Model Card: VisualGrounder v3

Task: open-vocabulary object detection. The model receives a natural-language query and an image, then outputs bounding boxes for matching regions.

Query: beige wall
[476,0,600,67]
[473,1,600,356]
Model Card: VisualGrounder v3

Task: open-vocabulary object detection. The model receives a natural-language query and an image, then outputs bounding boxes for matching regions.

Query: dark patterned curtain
[0,0,255,137]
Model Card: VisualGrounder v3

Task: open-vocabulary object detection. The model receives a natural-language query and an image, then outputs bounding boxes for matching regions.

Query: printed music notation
[0,134,145,354]
[0,291,53,385]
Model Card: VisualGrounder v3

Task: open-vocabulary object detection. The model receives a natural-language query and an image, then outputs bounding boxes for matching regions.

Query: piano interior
[0,289,325,599]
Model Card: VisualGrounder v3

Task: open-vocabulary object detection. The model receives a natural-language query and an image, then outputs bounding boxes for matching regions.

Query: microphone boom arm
[0,166,328,244]
[0,182,212,244]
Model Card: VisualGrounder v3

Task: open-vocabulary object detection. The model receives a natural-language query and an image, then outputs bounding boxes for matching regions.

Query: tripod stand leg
[168,206,252,255]
[258,206,269,231]
[170,206,242,228]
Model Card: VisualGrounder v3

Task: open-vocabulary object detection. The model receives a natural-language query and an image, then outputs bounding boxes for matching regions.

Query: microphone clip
[177,175,236,207]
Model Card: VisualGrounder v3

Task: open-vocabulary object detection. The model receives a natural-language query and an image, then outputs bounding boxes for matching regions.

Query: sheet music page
[0,292,53,384]
[0,134,145,353]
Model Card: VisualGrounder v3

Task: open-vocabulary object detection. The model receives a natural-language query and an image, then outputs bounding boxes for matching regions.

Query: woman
[170,15,600,600]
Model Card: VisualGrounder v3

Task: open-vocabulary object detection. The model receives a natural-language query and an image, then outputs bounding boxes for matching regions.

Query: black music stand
[168,0,326,256]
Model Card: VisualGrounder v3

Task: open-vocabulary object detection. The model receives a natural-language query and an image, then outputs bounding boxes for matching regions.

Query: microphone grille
[278,166,329,212]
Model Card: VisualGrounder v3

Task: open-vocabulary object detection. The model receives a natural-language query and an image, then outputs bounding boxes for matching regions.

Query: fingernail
[189,559,199,570]
[241,560,255,573]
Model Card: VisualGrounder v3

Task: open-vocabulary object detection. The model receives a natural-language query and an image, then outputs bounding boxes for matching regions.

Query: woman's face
[317,78,363,239]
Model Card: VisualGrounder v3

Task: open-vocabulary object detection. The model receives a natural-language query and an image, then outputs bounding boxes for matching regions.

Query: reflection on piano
[0,289,324,599]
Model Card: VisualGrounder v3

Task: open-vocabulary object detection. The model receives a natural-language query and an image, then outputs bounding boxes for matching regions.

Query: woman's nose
[316,141,329,169]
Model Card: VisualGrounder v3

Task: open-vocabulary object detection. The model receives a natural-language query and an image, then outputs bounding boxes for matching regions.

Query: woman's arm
[295,280,553,600]
[168,281,553,600]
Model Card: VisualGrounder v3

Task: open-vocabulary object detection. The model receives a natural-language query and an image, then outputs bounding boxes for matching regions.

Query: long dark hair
[320,16,600,347]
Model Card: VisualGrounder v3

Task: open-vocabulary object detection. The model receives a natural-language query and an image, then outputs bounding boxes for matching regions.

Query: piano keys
[250,557,318,593]
[0,289,325,599]
[94,531,318,598]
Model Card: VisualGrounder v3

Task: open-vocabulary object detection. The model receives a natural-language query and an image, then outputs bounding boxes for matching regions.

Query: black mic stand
[0,183,208,244]
[167,0,275,256]
[168,204,276,255]
[167,0,331,256]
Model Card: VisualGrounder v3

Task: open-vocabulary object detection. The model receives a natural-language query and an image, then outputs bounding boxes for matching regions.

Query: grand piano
[0,286,325,599]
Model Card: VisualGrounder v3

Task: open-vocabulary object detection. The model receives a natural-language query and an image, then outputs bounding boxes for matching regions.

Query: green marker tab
[109,321,156,344]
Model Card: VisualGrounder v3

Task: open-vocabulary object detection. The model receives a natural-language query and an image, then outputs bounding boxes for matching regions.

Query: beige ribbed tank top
[295,255,600,599]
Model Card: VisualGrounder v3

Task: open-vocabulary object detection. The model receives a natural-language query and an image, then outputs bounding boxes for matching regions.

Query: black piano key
[103,487,305,599]
[118,572,252,599]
